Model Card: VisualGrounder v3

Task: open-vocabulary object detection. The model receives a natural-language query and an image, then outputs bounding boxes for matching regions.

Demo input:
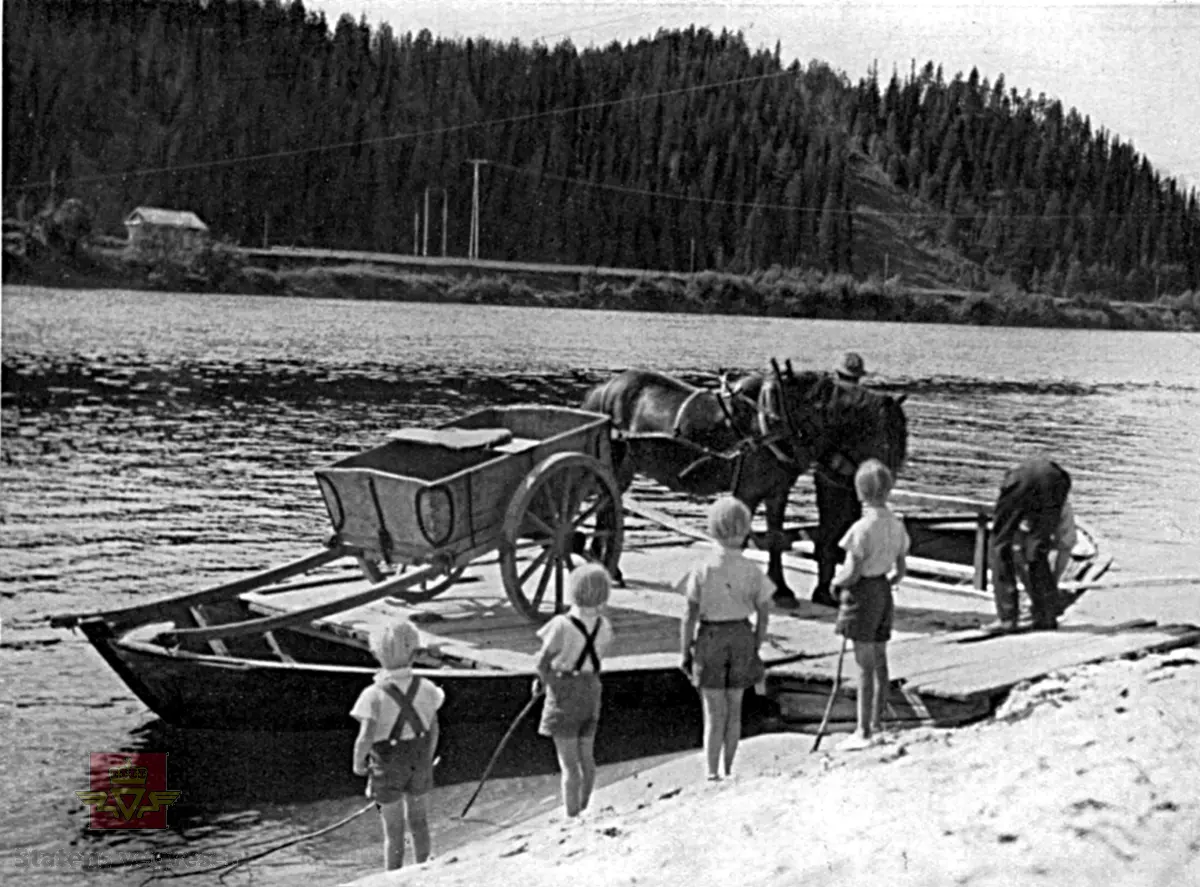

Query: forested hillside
[4,0,1198,300]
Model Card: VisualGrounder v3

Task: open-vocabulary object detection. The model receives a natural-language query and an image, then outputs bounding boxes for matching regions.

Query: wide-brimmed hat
[834,352,867,380]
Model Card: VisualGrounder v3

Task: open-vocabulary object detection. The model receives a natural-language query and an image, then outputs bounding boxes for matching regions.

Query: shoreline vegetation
[4,244,1198,332]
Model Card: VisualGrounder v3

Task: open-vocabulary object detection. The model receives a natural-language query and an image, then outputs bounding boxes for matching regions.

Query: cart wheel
[499,452,624,622]
[385,565,467,605]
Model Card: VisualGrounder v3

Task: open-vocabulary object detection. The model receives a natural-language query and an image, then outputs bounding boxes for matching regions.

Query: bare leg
[553,737,584,816]
[871,644,889,732]
[722,688,745,776]
[406,793,431,863]
[700,689,728,779]
[578,735,598,812]
[378,799,407,871]
[853,642,877,739]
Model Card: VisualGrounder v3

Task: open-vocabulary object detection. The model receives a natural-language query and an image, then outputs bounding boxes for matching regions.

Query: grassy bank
[5,246,1197,333]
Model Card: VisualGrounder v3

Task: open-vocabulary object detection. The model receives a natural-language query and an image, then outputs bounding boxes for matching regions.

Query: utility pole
[441,189,448,257]
[413,202,420,255]
[467,159,488,260]
[422,187,430,257]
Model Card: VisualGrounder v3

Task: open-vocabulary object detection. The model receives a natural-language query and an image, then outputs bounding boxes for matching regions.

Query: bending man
[990,458,1077,631]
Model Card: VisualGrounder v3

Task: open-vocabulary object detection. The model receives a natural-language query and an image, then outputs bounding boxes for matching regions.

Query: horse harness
[665,371,865,491]
[762,362,865,488]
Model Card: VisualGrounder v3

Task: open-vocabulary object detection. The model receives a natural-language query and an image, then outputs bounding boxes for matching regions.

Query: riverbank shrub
[14,247,1198,332]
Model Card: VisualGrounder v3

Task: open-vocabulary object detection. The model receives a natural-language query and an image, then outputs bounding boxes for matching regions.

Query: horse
[581,364,907,605]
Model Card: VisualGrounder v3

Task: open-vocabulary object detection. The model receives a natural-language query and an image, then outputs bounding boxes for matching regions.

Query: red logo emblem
[75,753,181,829]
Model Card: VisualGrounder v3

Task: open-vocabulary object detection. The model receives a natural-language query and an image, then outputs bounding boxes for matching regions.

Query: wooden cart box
[314,406,612,565]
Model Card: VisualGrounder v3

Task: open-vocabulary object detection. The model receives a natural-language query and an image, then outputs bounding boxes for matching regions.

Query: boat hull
[83,622,697,731]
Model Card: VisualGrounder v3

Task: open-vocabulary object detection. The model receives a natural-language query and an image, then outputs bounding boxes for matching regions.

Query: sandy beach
[344,643,1200,887]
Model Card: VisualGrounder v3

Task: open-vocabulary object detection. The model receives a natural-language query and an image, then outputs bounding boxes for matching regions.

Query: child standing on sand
[678,496,774,780]
[533,563,614,818]
[351,619,445,870]
[832,458,910,751]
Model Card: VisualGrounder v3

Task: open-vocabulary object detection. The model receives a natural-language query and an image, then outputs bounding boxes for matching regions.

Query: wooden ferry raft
[242,539,1200,731]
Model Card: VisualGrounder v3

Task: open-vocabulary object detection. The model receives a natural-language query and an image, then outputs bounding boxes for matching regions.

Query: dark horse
[581,365,907,605]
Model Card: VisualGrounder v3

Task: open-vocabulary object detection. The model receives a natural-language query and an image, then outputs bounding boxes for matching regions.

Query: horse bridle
[766,358,866,487]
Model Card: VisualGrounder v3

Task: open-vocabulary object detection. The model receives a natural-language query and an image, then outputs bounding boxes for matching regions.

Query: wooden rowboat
[769,488,1114,606]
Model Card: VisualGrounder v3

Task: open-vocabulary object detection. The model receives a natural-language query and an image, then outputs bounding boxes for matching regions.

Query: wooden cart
[313,405,624,621]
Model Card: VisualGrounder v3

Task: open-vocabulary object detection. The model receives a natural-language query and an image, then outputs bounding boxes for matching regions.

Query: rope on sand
[135,801,377,885]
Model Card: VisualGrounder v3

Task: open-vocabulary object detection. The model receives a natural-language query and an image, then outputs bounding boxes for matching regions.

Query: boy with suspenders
[351,619,445,870]
[533,563,614,818]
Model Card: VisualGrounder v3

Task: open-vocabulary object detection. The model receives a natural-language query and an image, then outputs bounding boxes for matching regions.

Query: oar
[459,689,543,819]
[810,637,848,753]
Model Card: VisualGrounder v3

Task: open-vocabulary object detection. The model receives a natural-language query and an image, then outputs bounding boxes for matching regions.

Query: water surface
[2,286,1198,884]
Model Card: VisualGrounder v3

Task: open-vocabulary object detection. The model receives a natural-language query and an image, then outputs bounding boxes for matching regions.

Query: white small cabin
[124,206,210,255]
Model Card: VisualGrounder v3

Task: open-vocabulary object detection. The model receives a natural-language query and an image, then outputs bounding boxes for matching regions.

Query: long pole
[811,636,848,752]
[413,203,419,255]
[460,691,541,818]
[441,189,448,257]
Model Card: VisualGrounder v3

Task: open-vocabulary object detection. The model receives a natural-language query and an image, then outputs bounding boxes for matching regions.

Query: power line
[12,66,795,192]
[486,160,1187,222]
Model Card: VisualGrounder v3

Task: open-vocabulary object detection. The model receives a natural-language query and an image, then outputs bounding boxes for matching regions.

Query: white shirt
[349,668,445,742]
[676,544,775,621]
[536,606,613,672]
[838,505,910,578]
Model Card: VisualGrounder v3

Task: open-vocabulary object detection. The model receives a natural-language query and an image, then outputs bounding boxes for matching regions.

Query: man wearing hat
[812,353,868,607]
[834,352,867,384]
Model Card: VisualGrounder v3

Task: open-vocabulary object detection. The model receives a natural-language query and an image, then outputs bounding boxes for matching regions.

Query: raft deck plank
[242,546,874,674]
[241,543,1198,708]
[770,617,1200,701]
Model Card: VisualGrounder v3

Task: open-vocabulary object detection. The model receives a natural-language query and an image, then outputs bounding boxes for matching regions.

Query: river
[2,285,1198,884]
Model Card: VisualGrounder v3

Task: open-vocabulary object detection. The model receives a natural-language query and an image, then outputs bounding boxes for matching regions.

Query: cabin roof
[124,207,209,231]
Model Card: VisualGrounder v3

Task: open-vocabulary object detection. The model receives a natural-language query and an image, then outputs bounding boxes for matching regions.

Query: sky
[306,0,1200,190]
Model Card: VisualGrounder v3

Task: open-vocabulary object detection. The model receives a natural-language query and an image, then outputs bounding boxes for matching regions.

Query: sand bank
[343,647,1199,887]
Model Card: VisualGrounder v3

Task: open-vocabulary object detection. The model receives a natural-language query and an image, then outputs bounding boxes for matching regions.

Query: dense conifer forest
[4,0,1198,302]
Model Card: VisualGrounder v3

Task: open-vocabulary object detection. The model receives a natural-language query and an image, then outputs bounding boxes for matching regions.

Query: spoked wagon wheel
[499,452,624,622]
[385,565,467,605]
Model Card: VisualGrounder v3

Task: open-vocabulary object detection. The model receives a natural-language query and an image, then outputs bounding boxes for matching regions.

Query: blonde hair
[854,458,894,504]
[368,619,421,669]
[569,563,612,608]
[707,496,752,546]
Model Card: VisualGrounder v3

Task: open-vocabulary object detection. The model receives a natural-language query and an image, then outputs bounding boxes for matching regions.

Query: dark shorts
[835,576,894,643]
[367,735,433,804]
[692,620,764,690]
[538,672,602,739]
